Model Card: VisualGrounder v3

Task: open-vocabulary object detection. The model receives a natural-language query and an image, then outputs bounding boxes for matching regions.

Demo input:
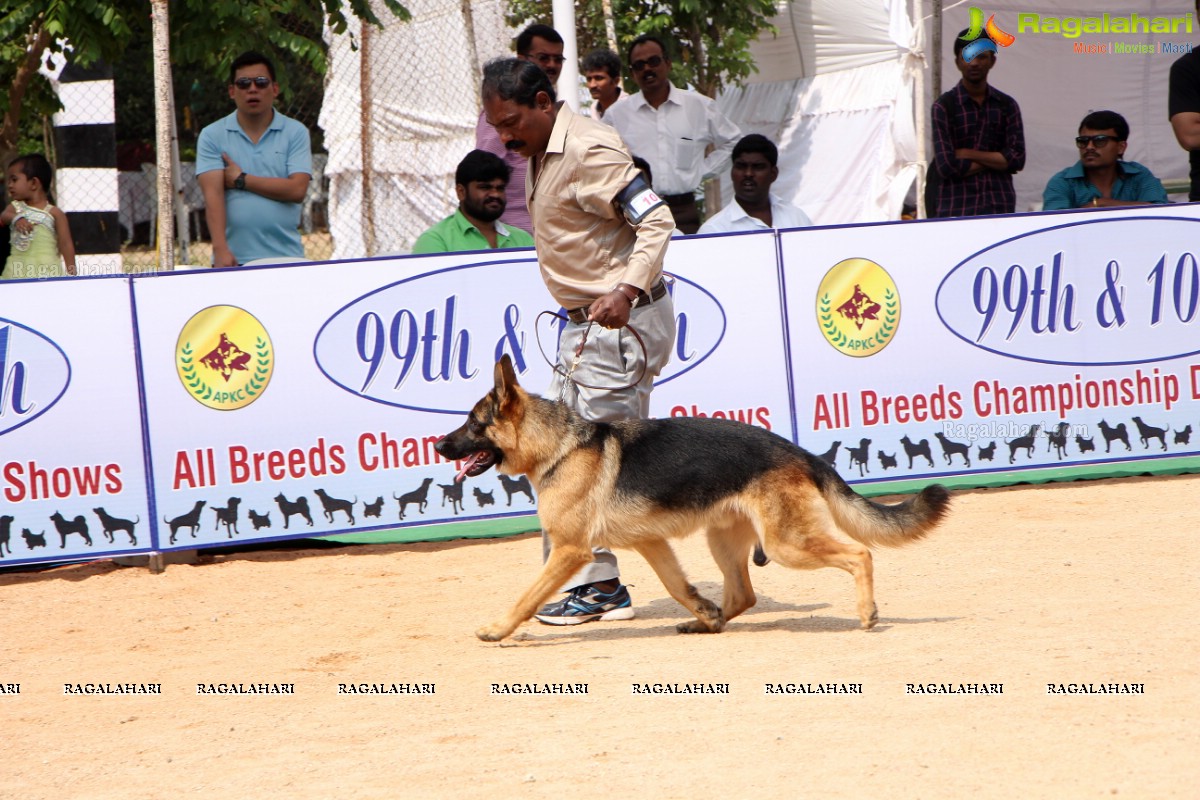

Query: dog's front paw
[861,605,879,631]
[476,624,509,642]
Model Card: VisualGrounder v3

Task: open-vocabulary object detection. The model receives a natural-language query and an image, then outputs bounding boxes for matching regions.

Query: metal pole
[915,0,928,219]
[150,0,174,271]
[932,0,943,100]
[170,83,191,265]
[360,24,376,256]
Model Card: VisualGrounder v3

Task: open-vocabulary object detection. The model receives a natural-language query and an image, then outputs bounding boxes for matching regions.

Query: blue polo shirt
[196,109,312,263]
[1042,160,1168,210]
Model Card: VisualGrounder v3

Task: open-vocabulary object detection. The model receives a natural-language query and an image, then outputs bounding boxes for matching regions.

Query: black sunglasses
[233,76,272,90]
[530,52,565,66]
[631,55,664,72]
[1075,135,1117,148]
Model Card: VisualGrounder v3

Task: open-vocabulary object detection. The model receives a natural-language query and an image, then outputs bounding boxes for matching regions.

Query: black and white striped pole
[40,54,122,275]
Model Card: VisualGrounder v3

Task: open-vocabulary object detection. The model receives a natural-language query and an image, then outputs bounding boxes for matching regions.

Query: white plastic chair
[302,153,328,234]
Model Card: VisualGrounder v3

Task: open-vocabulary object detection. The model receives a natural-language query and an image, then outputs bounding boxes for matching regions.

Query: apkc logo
[960,7,1017,62]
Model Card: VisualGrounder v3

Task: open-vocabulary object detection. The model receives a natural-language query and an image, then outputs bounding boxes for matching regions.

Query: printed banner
[3,204,1198,566]
[779,205,1200,488]
[652,233,794,441]
[134,253,546,551]
[131,236,789,551]
[0,278,150,567]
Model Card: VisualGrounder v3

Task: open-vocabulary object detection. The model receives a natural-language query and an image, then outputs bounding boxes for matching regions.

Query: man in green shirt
[412,150,535,253]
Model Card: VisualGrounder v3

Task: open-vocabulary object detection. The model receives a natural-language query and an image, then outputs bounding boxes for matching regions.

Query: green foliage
[0,38,59,156]
[506,0,776,97]
[0,0,410,169]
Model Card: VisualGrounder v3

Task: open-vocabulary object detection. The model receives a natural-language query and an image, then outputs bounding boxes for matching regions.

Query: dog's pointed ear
[494,354,520,409]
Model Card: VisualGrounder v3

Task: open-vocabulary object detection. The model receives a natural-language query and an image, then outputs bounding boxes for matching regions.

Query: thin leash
[534,311,649,401]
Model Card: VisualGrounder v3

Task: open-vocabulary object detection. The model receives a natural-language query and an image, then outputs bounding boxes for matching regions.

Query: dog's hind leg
[706,519,758,623]
[758,494,879,630]
[633,538,725,634]
[771,527,878,630]
[476,544,593,642]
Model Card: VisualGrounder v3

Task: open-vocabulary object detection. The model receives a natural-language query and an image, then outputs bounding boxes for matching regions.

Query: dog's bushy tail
[826,482,950,548]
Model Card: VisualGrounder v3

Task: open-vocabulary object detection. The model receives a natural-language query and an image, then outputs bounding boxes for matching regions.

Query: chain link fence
[105,16,334,271]
[19,1,512,272]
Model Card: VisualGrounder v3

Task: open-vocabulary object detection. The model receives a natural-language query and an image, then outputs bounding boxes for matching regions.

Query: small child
[1,153,76,279]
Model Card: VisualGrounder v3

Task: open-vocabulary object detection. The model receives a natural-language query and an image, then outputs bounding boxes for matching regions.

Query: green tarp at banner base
[322,515,541,545]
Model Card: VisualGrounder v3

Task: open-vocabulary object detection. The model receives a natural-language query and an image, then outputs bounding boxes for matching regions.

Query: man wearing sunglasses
[602,35,741,234]
[196,51,312,267]
[1042,111,1167,211]
[474,24,565,235]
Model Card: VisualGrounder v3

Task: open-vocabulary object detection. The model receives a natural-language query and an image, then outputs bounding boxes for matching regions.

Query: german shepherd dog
[435,357,950,642]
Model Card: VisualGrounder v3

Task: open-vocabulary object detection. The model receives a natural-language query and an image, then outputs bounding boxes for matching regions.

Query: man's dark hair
[952,29,971,58]
[732,134,778,167]
[581,48,621,79]
[456,149,511,187]
[515,24,563,56]
[1079,110,1130,141]
[481,57,556,107]
[229,51,276,84]
[627,34,669,63]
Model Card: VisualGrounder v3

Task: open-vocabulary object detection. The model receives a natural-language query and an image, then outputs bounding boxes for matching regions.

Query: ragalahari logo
[176,306,273,410]
[817,259,900,358]
[960,7,1016,62]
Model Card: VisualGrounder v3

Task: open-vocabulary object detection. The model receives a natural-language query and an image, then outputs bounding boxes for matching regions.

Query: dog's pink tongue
[455,452,482,483]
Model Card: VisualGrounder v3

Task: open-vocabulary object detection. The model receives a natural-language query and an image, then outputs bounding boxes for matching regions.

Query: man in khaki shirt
[482,58,677,626]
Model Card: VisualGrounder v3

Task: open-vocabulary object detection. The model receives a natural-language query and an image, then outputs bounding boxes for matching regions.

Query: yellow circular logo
[176,306,273,410]
[816,258,900,357]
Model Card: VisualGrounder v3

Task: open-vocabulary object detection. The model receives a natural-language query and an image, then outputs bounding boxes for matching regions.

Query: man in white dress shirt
[698,134,813,234]
[603,35,740,233]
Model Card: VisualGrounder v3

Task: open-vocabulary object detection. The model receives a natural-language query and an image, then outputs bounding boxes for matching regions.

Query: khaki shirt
[527,104,675,309]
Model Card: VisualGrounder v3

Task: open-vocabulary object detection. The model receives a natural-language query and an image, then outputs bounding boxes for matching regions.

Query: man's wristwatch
[614,283,640,307]
[234,172,248,190]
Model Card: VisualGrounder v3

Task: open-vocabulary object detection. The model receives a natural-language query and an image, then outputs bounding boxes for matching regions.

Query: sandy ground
[2,473,1198,799]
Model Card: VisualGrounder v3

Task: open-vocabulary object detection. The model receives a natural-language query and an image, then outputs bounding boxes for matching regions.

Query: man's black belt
[566,279,668,324]
[662,192,697,204]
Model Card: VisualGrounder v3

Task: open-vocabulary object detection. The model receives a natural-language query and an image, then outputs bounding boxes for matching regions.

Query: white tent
[720,0,1193,225]
[320,1,1194,257]
[716,0,924,224]
[319,0,512,259]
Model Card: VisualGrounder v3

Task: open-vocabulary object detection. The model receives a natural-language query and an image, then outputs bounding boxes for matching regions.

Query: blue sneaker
[534,583,635,625]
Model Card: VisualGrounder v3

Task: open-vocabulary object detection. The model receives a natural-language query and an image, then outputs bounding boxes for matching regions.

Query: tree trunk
[0,23,52,171]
